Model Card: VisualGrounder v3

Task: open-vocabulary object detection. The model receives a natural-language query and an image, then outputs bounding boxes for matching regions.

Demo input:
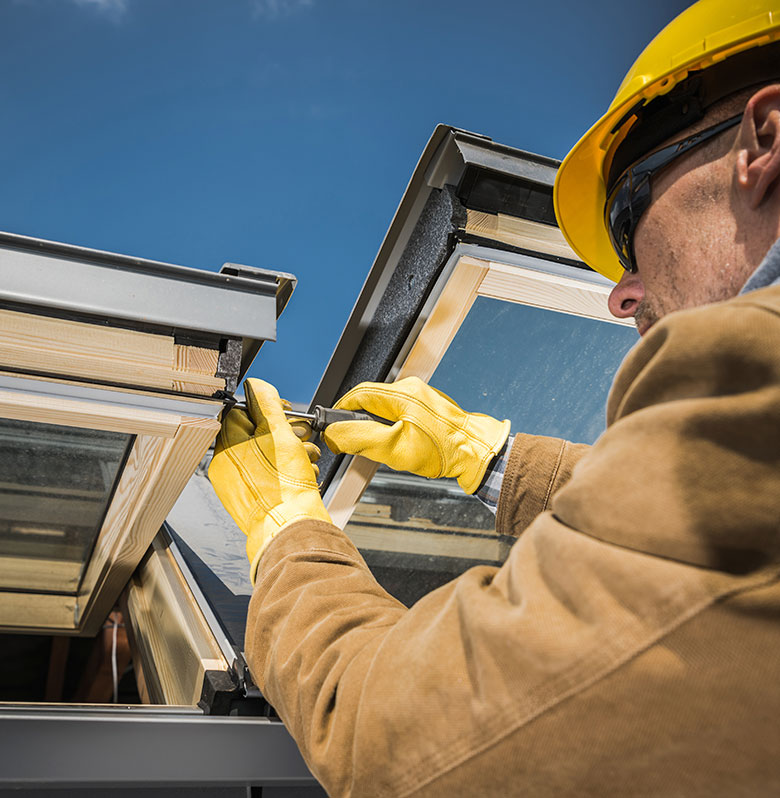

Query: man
[209,1,780,795]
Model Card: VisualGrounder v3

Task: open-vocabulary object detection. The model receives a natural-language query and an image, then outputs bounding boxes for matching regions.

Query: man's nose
[608,271,645,319]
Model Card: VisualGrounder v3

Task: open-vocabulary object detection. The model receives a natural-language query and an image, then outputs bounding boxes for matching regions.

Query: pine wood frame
[123,533,230,706]
[0,381,221,636]
[324,252,634,531]
[0,308,224,396]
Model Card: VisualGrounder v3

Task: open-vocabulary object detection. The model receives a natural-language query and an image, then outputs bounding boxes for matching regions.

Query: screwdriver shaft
[227,401,390,432]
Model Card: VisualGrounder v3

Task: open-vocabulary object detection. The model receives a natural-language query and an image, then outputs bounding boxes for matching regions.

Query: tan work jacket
[246,286,780,797]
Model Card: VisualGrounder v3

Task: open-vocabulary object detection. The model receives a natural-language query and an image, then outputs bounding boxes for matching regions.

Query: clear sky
[0,0,691,402]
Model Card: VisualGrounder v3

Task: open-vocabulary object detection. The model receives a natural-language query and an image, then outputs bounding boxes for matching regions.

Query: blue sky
[0,0,691,402]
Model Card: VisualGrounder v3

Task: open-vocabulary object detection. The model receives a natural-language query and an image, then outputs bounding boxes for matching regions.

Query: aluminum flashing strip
[0,706,315,788]
[0,232,291,341]
[453,136,560,187]
[424,128,560,191]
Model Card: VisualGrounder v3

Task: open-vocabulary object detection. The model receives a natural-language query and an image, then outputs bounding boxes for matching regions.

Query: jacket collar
[740,237,780,294]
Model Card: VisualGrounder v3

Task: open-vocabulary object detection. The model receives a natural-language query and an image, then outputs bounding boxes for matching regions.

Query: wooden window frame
[122,531,231,707]
[324,252,634,529]
[0,377,220,636]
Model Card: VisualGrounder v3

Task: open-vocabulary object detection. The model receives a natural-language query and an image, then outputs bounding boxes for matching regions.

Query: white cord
[111,617,118,704]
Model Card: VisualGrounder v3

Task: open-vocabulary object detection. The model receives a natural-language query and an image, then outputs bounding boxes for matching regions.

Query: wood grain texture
[172,345,224,394]
[465,210,580,261]
[0,552,82,593]
[0,309,225,395]
[78,415,221,636]
[346,522,506,561]
[479,261,633,325]
[0,386,219,634]
[326,256,490,526]
[0,592,77,632]
[396,255,489,381]
[0,387,181,437]
[124,534,229,706]
[119,589,152,704]
[0,434,166,634]
[0,309,173,388]
[174,345,219,375]
[77,434,164,603]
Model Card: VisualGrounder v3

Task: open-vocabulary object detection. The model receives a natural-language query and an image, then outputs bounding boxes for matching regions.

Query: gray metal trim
[453,135,560,187]
[0,232,293,342]
[0,705,315,788]
[0,374,221,418]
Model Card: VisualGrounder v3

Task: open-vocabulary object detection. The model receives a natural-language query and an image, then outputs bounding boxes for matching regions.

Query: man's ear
[735,84,780,209]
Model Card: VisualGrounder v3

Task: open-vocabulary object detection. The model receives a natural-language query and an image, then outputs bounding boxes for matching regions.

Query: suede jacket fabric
[245,286,780,797]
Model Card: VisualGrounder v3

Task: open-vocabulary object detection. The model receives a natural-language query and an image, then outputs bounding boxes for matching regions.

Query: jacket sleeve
[245,287,780,797]
[246,515,722,798]
[495,433,590,536]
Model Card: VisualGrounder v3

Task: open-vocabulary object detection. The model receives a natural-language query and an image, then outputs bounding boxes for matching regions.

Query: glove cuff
[458,417,511,494]
[246,501,333,584]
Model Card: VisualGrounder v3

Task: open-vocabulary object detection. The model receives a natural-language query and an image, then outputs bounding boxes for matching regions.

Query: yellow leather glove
[322,376,511,494]
[208,378,332,583]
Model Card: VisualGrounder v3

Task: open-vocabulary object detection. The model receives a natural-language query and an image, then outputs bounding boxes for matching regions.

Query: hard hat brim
[554,114,626,284]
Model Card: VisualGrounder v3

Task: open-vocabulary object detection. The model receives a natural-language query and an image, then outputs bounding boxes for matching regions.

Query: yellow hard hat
[554,0,780,282]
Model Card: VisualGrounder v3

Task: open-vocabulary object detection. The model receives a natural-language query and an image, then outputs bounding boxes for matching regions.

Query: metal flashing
[424,128,560,191]
[0,231,294,346]
[0,705,315,788]
[453,135,560,187]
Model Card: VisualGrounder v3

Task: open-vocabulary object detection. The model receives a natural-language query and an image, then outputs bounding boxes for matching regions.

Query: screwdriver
[226,398,392,432]
[283,405,393,432]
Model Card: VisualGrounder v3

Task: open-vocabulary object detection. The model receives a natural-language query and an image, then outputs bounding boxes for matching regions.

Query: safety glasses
[605,113,743,273]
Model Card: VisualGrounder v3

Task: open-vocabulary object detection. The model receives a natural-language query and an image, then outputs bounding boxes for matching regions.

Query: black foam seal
[216,337,242,393]
[317,185,466,488]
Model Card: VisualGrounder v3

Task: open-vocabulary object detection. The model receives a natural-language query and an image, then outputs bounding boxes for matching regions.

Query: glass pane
[0,419,132,594]
[431,298,638,443]
[344,296,639,606]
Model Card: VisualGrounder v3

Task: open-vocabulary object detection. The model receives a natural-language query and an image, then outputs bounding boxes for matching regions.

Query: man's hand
[209,378,332,582]
[322,376,511,494]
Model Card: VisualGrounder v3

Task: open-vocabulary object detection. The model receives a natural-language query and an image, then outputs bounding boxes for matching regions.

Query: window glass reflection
[0,419,132,594]
[431,297,638,443]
